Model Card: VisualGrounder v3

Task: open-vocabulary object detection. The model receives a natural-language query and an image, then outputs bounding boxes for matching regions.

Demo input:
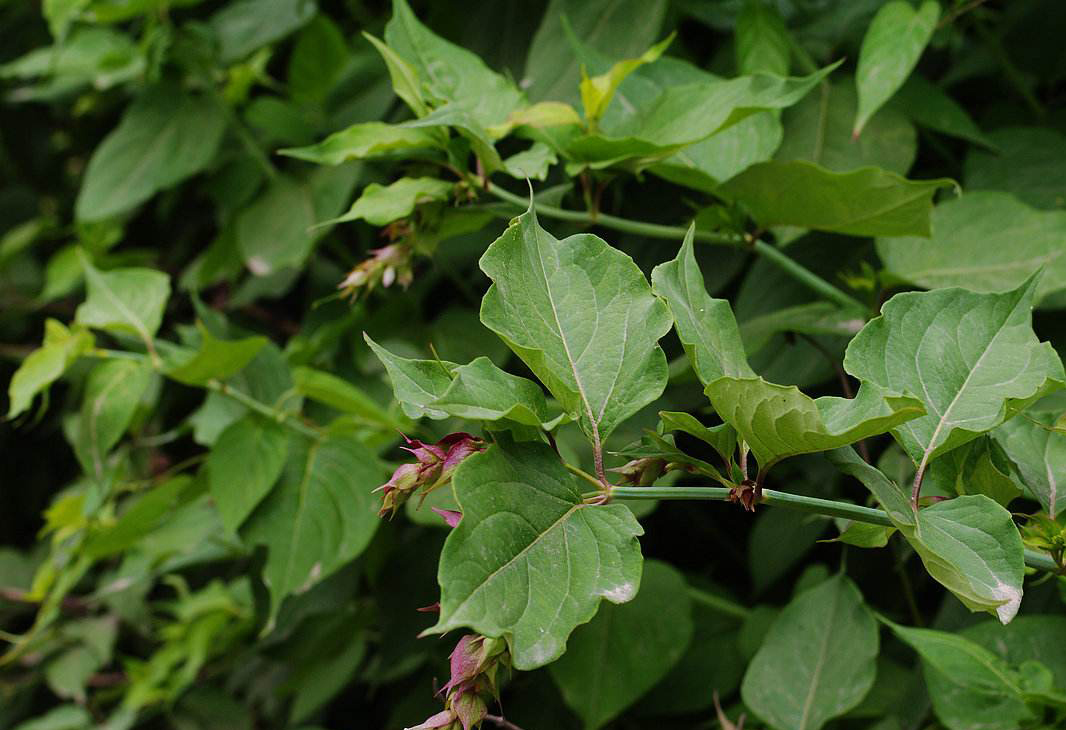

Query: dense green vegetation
[2,1,1066,729]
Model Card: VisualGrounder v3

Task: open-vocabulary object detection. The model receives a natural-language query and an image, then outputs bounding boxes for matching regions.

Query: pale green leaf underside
[325,177,453,227]
[364,334,456,420]
[742,575,878,730]
[479,204,672,444]
[844,277,1066,472]
[429,442,644,670]
[430,356,565,429]
[75,255,171,350]
[993,410,1066,518]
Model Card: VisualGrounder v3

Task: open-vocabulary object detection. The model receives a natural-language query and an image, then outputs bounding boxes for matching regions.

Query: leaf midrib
[798,582,841,730]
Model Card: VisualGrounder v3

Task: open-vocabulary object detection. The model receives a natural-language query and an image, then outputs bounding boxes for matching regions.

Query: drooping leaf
[717,160,954,237]
[73,359,153,481]
[429,357,564,429]
[853,0,940,137]
[844,277,1066,477]
[363,334,457,420]
[241,432,384,623]
[325,177,453,227]
[428,441,644,669]
[207,0,316,64]
[74,254,171,352]
[741,574,878,730]
[75,86,226,222]
[965,126,1066,210]
[876,192,1066,305]
[207,415,289,533]
[291,366,405,431]
[163,324,267,386]
[993,406,1066,518]
[548,561,693,730]
[279,122,441,166]
[7,320,94,418]
[735,0,790,76]
[650,225,754,385]
[480,203,672,446]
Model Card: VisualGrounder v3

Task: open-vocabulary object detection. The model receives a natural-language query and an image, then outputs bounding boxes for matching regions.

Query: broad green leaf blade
[325,177,453,227]
[207,0,316,64]
[659,410,737,466]
[650,225,754,385]
[718,160,954,237]
[429,357,562,429]
[82,476,196,559]
[278,122,441,165]
[890,75,994,148]
[965,127,1066,210]
[844,278,1066,474]
[242,432,384,624]
[362,31,427,117]
[739,301,867,356]
[75,254,171,351]
[10,705,92,730]
[548,561,693,730]
[580,34,673,124]
[735,0,790,76]
[287,14,349,104]
[741,574,878,730]
[163,324,267,386]
[826,447,914,525]
[925,437,1022,508]
[707,377,923,472]
[207,415,289,533]
[428,441,644,669]
[363,334,457,420]
[963,615,1066,686]
[75,86,226,222]
[7,320,94,418]
[291,366,405,431]
[502,142,558,181]
[877,192,1066,305]
[993,410,1066,517]
[853,0,940,137]
[479,204,672,445]
[73,359,153,482]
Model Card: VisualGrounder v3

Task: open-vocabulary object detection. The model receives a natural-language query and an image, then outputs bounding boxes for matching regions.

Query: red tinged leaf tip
[432,507,463,528]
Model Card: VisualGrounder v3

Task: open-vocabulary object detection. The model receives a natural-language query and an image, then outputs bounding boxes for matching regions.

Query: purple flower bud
[376,433,484,519]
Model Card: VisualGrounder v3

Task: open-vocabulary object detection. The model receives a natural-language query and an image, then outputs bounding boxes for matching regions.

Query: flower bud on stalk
[377,433,484,519]
[338,242,414,299]
[406,634,510,730]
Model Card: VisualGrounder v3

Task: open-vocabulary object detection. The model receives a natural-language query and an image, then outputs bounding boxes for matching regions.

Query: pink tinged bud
[416,602,441,613]
[405,709,457,730]
[451,690,487,730]
[448,635,482,689]
[432,508,463,528]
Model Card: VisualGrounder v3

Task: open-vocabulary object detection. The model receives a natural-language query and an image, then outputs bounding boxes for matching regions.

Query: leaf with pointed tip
[741,574,878,730]
[75,254,170,351]
[429,357,565,430]
[548,560,693,730]
[718,160,954,237]
[325,177,453,227]
[292,366,406,431]
[479,204,672,446]
[993,406,1066,518]
[241,432,383,624]
[707,377,923,473]
[650,225,753,385]
[735,0,790,76]
[924,436,1022,508]
[278,122,441,165]
[7,319,94,418]
[208,415,288,533]
[502,142,558,181]
[580,34,673,124]
[853,0,940,137]
[363,334,457,420]
[965,127,1066,210]
[428,441,644,669]
[844,277,1065,478]
[889,75,994,148]
[658,410,737,466]
[163,324,266,386]
[73,359,153,482]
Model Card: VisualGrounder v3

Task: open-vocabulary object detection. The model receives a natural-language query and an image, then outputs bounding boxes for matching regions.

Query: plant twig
[484,715,526,730]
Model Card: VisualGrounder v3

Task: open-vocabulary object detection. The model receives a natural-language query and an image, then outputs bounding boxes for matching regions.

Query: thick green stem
[483,182,866,312]
[604,485,1061,574]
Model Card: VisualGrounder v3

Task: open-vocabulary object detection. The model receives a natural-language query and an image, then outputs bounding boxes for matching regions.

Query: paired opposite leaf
[853,0,940,137]
[742,574,878,730]
[429,441,644,669]
[480,204,672,446]
[845,277,1065,476]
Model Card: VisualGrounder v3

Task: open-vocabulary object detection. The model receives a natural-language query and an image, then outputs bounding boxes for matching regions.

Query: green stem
[687,586,749,620]
[483,182,866,312]
[566,463,605,491]
[603,485,1061,574]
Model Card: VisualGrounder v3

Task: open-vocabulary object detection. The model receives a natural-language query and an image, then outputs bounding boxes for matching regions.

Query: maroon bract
[376,433,484,519]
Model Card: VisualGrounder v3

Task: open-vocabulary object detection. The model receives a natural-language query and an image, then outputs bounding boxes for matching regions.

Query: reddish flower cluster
[338,243,414,299]
[406,634,510,730]
[376,433,484,519]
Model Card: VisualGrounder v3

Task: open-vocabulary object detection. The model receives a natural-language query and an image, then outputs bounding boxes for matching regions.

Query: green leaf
[580,34,673,124]
[502,142,558,181]
[889,75,994,148]
[287,14,349,103]
[12,705,92,730]
[207,416,288,533]
[278,122,441,166]
[965,127,1066,210]
[73,359,153,481]
[163,324,267,386]
[291,366,405,431]
[241,432,384,623]
[777,79,916,175]
[429,356,563,429]
[717,160,954,237]
[993,408,1066,518]
[479,203,672,446]
[362,31,427,117]
[844,277,1066,477]
[853,0,940,137]
[741,574,878,730]
[707,377,923,474]
[876,192,1066,305]
[75,254,170,354]
[548,560,693,730]
[363,334,456,420]
[658,410,737,466]
[75,86,226,222]
[428,440,644,669]
[207,0,316,64]
[739,301,867,356]
[735,0,790,76]
[325,177,453,227]
[962,615,1066,687]
[924,436,1022,508]
[650,225,754,385]
[83,476,197,558]
[7,319,94,418]
[0,27,144,99]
